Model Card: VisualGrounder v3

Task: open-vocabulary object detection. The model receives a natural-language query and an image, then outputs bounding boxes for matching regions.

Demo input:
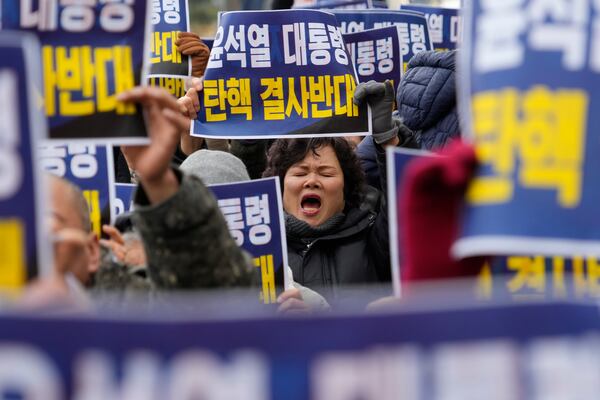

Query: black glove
[392,117,419,148]
[353,80,397,144]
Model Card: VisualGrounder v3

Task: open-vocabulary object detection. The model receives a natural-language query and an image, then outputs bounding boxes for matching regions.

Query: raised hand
[119,86,189,203]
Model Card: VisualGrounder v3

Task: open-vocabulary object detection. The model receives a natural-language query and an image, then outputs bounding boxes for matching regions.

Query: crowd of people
[28,31,471,314]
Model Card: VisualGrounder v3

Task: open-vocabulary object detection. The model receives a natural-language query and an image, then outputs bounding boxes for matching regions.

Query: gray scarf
[285,212,346,239]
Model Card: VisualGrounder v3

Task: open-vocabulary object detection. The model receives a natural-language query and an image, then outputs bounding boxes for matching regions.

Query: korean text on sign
[149,0,191,78]
[477,255,600,301]
[343,25,403,86]
[1,0,150,143]
[194,10,370,139]
[455,0,600,259]
[400,5,462,51]
[331,9,433,69]
[210,178,289,304]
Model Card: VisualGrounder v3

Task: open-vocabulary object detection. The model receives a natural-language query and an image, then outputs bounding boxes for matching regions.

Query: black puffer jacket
[286,146,391,303]
[396,50,459,150]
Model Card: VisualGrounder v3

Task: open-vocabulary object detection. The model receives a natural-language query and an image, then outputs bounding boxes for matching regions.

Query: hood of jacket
[396,50,457,134]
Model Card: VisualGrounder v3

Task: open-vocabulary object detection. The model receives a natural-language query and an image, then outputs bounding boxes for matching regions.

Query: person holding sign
[263,80,410,302]
[396,50,460,150]
[116,86,257,289]
[357,50,458,190]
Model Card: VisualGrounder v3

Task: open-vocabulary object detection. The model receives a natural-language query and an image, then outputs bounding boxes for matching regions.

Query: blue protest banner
[1,0,150,144]
[343,25,403,87]
[38,144,116,238]
[113,183,136,218]
[400,5,461,51]
[386,147,432,296]
[455,1,600,258]
[331,9,433,70]
[148,0,191,78]
[193,10,371,139]
[210,177,290,303]
[0,32,51,289]
[0,300,599,399]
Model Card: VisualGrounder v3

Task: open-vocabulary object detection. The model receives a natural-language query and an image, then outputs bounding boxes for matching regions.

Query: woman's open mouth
[301,194,322,216]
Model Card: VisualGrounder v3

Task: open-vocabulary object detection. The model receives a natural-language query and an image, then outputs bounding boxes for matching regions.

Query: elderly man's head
[48,175,100,287]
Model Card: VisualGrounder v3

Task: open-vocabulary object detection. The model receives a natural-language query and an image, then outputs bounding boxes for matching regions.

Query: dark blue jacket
[356,135,380,190]
[396,50,459,150]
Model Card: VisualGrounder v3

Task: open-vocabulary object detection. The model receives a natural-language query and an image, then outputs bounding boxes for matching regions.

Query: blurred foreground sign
[455,0,600,258]
[0,32,50,289]
[477,255,600,300]
[0,301,599,399]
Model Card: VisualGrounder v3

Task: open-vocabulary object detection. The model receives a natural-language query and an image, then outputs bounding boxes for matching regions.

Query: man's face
[49,177,99,287]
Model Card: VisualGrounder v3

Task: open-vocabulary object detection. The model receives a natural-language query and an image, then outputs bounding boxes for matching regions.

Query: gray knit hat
[180,149,250,185]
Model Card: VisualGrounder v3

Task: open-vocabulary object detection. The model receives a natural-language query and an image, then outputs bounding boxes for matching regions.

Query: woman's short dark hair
[263,137,366,209]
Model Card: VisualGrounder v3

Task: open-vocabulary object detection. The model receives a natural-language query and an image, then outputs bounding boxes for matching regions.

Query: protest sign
[344,25,403,86]
[400,4,461,51]
[39,144,116,238]
[113,182,136,218]
[331,9,433,70]
[0,32,50,289]
[1,0,150,144]
[476,255,600,301]
[193,10,371,139]
[386,146,432,296]
[455,0,600,258]
[148,0,191,78]
[0,299,599,399]
[210,177,290,303]
[148,76,187,98]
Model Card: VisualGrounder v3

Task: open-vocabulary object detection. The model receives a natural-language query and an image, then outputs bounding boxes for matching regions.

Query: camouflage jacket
[131,168,256,289]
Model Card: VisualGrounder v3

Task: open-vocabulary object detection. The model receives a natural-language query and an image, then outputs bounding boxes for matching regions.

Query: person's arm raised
[118,86,189,204]
[177,77,206,156]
